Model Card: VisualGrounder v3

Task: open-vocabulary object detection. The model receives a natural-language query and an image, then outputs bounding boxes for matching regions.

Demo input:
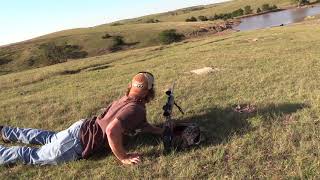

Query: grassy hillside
[1,18,320,178]
[0,22,217,75]
[0,0,297,75]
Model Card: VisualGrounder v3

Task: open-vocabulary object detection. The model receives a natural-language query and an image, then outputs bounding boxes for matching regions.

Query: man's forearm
[107,130,127,160]
[142,124,164,135]
[106,119,128,161]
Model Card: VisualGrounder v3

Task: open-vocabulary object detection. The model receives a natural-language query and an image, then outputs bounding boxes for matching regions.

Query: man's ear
[128,83,132,88]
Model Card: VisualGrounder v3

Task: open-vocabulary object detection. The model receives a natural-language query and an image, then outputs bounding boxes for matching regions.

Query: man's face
[145,87,155,103]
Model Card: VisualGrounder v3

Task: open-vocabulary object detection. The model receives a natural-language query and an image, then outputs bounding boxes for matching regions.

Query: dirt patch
[190,67,221,75]
[86,64,110,72]
[233,104,256,114]
[59,63,111,75]
[185,20,238,38]
[59,69,82,75]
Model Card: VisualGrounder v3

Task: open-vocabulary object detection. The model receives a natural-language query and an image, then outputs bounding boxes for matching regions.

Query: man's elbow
[106,125,116,137]
[106,119,122,137]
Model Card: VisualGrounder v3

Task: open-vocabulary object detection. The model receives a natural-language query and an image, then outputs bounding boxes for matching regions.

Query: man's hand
[121,153,141,165]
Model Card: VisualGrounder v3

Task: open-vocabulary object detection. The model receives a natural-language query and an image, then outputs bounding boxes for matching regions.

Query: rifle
[162,82,184,153]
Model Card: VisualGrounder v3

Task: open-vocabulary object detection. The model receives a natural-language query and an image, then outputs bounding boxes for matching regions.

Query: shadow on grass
[126,102,309,157]
[180,103,308,146]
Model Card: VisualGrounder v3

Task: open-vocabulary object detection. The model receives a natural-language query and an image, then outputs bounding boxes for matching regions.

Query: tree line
[186,4,278,22]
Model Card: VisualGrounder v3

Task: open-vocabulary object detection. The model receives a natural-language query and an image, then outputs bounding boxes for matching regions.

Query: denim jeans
[0,120,84,165]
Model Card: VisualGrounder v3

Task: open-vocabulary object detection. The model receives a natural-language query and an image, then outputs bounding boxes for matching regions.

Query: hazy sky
[0,0,228,46]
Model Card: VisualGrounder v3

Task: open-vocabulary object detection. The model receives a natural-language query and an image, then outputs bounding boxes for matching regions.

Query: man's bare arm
[106,118,140,165]
[142,123,164,135]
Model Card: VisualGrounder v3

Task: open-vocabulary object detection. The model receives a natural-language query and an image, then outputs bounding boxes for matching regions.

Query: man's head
[127,72,155,102]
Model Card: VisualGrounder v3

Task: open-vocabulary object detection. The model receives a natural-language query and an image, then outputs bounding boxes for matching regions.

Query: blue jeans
[0,120,84,165]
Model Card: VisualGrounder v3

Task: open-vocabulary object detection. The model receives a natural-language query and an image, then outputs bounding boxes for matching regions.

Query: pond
[233,5,320,31]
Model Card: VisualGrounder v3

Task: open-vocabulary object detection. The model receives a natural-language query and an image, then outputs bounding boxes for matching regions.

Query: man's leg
[0,120,84,165]
[0,145,39,165]
[1,125,56,145]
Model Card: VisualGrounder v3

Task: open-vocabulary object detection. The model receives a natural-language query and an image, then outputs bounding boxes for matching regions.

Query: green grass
[1,20,320,178]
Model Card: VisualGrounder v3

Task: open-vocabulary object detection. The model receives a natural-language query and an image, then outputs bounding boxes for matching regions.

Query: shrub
[209,6,253,21]
[39,43,88,64]
[262,4,271,11]
[145,19,160,23]
[292,0,309,6]
[232,8,244,17]
[0,57,12,65]
[102,33,112,39]
[257,8,262,13]
[222,13,232,20]
[27,56,38,66]
[244,5,253,15]
[214,14,220,20]
[271,5,278,10]
[108,36,126,51]
[158,29,184,44]
[198,16,208,21]
[111,36,125,46]
[186,16,197,22]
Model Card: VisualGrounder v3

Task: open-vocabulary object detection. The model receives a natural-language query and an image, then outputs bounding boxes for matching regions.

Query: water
[233,5,320,31]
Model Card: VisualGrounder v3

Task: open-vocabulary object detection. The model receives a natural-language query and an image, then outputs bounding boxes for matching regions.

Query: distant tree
[232,8,244,17]
[271,5,278,10]
[292,0,309,6]
[198,16,208,21]
[262,4,271,11]
[224,13,233,20]
[158,29,184,44]
[214,14,220,20]
[145,19,160,23]
[238,8,244,16]
[111,36,125,46]
[190,16,197,21]
[102,33,112,39]
[186,16,197,22]
[257,8,262,13]
[244,5,253,15]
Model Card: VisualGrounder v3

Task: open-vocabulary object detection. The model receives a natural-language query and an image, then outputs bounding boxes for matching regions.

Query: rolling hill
[0,0,295,75]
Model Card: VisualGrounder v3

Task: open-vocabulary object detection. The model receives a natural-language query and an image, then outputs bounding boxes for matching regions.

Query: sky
[0,0,228,46]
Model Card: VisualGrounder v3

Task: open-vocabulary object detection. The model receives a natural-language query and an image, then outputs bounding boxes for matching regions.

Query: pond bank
[233,3,320,31]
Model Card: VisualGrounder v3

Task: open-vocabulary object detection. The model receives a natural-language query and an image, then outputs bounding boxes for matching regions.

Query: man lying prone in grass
[0,72,163,165]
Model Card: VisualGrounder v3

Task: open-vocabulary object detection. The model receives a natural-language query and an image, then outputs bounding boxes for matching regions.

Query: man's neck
[127,94,146,103]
